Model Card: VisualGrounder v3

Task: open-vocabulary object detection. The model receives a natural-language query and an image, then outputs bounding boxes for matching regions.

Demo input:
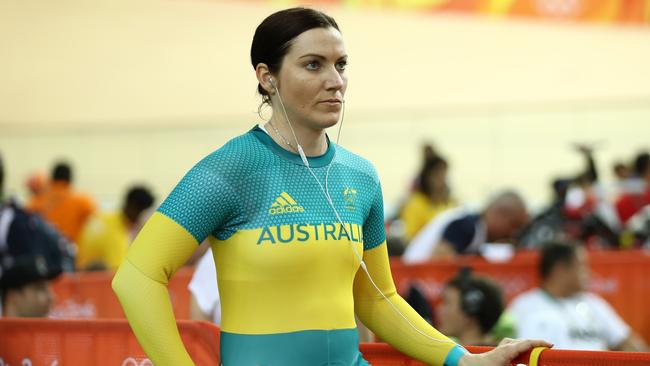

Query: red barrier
[390,250,650,344]
[50,266,194,319]
[2,319,648,366]
[0,318,219,366]
[360,343,650,366]
[49,250,650,344]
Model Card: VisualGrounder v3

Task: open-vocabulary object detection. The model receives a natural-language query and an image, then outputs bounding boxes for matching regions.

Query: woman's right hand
[458,338,553,366]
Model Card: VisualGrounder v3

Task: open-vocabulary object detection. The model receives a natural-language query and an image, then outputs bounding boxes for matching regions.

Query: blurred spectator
[28,161,96,243]
[399,156,455,241]
[403,190,528,263]
[615,151,650,224]
[625,206,650,248]
[613,161,631,182]
[188,248,221,324]
[77,185,155,271]
[25,170,47,203]
[1,153,73,317]
[1,257,58,317]
[518,145,619,249]
[437,270,505,346]
[508,241,648,351]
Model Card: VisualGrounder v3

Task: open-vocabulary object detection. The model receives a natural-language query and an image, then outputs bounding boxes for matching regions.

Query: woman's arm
[112,212,200,366]
[353,242,466,366]
[353,243,551,366]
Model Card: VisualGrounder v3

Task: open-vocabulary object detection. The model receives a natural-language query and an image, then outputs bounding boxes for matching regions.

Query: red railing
[2,319,649,366]
[48,250,650,343]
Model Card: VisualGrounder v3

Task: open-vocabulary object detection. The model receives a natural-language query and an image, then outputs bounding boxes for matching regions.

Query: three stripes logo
[268,192,305,215]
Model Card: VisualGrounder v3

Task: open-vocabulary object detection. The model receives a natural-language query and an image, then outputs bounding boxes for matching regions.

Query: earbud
[268,77,276,89]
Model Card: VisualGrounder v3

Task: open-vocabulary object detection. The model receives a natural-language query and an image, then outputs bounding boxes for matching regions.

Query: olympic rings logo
[121,357,153,366]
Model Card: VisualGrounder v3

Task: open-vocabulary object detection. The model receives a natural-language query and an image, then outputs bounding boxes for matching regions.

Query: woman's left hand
[458,338,553,366]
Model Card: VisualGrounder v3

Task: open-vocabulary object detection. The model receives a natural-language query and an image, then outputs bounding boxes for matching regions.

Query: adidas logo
[268,192,305,215]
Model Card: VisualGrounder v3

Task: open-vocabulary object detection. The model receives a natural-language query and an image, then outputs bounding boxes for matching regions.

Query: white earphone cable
[271,82,455,346]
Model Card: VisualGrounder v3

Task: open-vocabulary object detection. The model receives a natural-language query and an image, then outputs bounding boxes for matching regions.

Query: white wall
[1,0,649,209]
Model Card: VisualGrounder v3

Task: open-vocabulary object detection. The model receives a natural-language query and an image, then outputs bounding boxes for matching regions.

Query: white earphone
[267,80,456,347]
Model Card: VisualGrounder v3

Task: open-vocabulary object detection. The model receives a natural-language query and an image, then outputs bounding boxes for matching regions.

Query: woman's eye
[306,61,320,70]
[336,61,347,71]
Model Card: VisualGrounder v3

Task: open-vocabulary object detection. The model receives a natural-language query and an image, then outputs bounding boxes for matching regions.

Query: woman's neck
[266,115,327,157]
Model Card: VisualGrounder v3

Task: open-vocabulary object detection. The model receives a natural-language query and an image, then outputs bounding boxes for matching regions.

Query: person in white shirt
[403,191,527,263]
[508,241,648,351]
[188,248,221,325]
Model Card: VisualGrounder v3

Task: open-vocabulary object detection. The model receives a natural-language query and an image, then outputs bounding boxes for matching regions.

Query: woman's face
[273,27,347,131]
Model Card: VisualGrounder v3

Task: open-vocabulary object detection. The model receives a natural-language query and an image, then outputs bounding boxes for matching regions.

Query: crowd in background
[388,144,650,258]
[1,142,649,352]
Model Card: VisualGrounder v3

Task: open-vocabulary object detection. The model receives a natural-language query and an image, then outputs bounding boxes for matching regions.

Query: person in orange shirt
[28,162,96,243]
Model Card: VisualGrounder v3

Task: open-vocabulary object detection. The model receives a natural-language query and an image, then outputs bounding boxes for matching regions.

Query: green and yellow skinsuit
[113,125,467,365]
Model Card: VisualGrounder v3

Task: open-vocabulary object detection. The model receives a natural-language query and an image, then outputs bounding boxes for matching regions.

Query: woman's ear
[255,63,275,94]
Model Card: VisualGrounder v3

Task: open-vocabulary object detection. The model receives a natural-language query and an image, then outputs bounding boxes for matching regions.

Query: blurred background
[1,0,649,210]
[1,0,650,363]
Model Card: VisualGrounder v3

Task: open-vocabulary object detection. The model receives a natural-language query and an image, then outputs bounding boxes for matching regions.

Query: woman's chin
[319,113,342,128]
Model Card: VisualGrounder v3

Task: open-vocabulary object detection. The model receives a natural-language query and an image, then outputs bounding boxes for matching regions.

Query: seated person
[508,241,648,351]
[1,256,59,317]
[1,154,69,316]
[399,156,455,241]
[616,152,650,224]
[436,270,505,346]
[77,186,154,271]
[27,161,96,243]
[188,248,221,325]
[403,190,528,263]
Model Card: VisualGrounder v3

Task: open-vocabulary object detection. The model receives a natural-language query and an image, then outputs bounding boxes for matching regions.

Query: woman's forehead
[286,27,347,59]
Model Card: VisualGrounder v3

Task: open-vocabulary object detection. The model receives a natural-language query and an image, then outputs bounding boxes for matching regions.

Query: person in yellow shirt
[400,155,455,240]
[77,186,154,271]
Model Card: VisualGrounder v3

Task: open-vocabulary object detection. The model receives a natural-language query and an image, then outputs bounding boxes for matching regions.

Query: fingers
[509,339,554,355]
[498,338,553,349]
[527,339,554,349]
[492,338,554,362]
[498,338,516,346]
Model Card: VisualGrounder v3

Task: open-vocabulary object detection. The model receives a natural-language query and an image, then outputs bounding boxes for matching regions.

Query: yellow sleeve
[112,212,199,366]
[353,242,467,366]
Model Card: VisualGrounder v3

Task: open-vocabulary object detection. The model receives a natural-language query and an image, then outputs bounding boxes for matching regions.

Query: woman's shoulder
[192,129,273,177]
[333,144,379,182]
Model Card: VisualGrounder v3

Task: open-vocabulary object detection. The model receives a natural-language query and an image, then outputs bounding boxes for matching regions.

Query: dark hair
[539,241,578,279]
[416,156,448,196]
[633,152,650,176]
[251,7,340,107]
[446,271,504,333]
[51,162,72,183]
[125,186,155,211]
[613,162,628,173]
